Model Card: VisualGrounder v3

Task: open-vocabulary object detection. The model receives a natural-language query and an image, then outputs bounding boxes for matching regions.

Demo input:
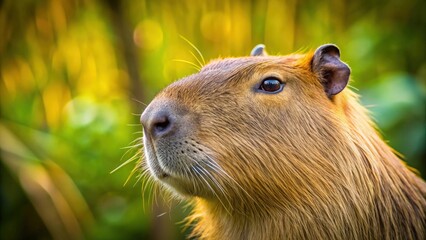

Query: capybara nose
[141,108,175,139]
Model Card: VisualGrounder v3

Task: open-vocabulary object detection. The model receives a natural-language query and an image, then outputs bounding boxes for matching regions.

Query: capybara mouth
[143,134,227,198]
[142,133,171,180]
[158,172,169,178]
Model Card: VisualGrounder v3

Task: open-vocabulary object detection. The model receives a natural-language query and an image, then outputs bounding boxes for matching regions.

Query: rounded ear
[251,44,268,56]
[312,44,350,98]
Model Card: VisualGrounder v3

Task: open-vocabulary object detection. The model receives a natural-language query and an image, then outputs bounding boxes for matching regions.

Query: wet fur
[143,51,426,239]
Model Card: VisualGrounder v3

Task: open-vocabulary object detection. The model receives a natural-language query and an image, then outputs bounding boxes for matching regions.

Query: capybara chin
[140,44,426,239]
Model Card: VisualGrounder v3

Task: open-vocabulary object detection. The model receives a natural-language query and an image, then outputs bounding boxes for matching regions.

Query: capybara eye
[259,78,283,93]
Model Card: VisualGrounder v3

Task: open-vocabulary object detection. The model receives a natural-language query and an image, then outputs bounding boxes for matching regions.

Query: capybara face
[141,45,351,207]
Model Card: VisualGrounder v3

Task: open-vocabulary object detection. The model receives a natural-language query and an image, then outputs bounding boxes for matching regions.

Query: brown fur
[141,49,426,239]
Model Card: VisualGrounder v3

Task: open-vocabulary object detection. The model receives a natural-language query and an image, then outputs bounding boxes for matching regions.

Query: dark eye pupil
[261,79,281,92]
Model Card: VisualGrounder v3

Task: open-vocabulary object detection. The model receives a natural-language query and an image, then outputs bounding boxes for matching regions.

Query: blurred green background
[0,0,425,239]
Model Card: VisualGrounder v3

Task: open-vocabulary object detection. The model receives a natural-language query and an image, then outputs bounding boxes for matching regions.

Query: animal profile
[140,44,426,239]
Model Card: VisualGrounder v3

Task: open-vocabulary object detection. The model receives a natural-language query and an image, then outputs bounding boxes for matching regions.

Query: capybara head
[140,44,425,239]
[141,44,354,210]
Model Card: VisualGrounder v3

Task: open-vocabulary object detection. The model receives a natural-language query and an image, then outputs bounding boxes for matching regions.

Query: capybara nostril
[141,110,174,138]
[152,113,171,135]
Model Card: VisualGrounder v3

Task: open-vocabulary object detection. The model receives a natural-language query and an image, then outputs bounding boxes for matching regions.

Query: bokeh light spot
[133,20,163,50]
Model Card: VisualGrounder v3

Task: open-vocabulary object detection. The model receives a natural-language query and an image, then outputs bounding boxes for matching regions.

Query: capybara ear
[312,44,350,97]
[251,44,268,56]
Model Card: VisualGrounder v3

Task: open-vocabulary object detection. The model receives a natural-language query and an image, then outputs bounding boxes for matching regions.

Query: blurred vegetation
[0,0,424,239]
